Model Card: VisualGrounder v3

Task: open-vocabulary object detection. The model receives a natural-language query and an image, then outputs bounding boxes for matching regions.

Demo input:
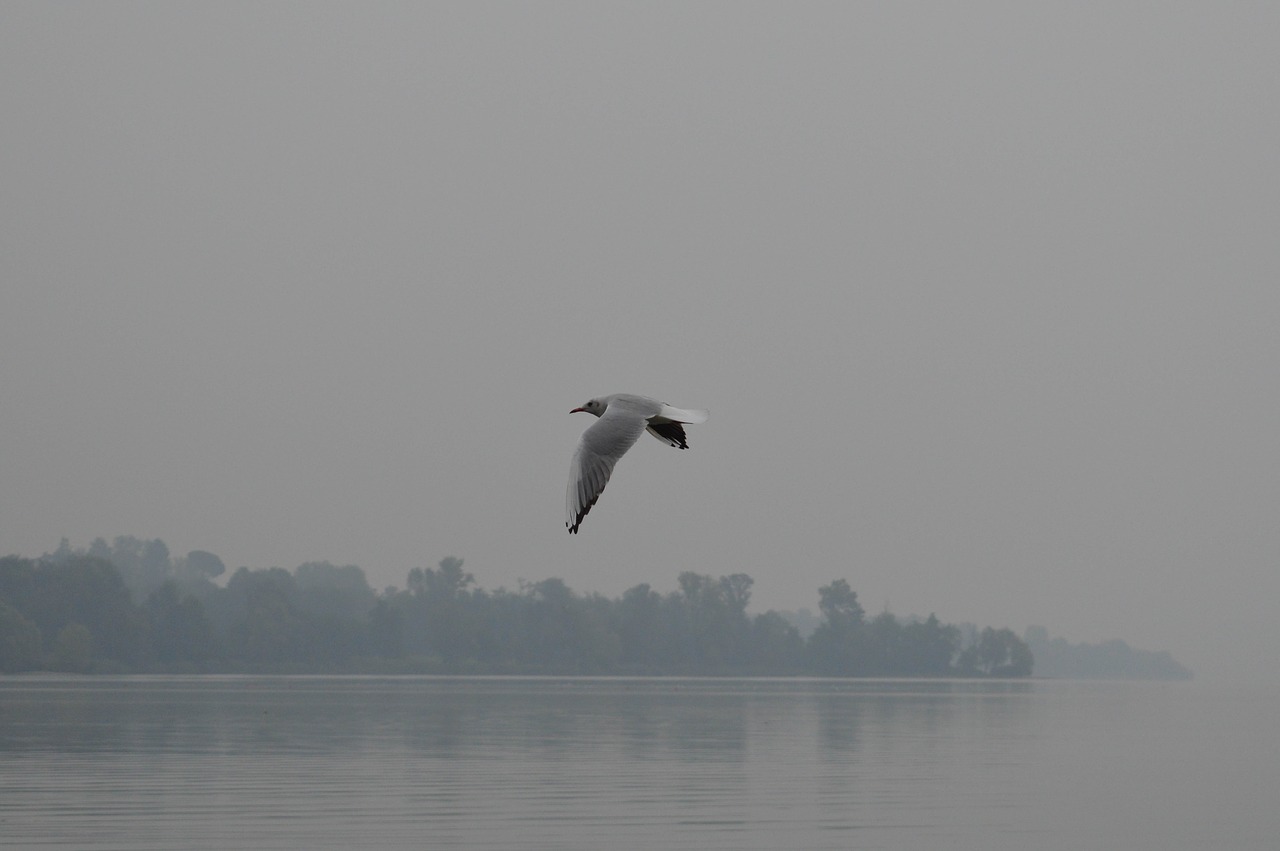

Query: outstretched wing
[566,407,648,533]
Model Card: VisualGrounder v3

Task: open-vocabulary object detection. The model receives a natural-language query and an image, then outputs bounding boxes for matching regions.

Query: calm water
[1,676,1275,850]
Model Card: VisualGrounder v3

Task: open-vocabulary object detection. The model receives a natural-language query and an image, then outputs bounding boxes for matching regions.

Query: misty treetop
[1022,625,1192,680]
[0,537,1032,677]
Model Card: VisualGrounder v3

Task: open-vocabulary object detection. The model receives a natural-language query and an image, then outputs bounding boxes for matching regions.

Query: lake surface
[1,676,1275,850]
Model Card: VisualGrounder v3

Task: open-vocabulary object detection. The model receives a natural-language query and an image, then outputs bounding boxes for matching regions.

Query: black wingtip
[568,491,601,534]
[648,420,690,450]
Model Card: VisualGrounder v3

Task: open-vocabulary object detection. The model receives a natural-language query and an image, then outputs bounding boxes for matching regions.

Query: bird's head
[569,397,606,417]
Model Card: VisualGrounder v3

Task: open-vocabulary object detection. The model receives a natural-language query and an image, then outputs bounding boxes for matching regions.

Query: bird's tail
[657,405,708,424]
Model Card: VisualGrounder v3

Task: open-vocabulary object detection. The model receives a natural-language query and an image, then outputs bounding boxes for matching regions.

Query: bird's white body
[566,393,708,534]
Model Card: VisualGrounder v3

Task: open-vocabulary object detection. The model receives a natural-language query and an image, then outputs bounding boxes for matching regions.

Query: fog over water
[2,4,1278,682]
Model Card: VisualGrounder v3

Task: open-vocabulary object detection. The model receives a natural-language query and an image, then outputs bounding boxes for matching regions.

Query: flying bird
[566,393,708,534]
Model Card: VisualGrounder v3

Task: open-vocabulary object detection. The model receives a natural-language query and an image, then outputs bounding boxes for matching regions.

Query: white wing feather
[656,404,708,424]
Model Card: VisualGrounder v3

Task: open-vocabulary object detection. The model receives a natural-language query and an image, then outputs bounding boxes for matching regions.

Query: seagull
[566,393,708,534]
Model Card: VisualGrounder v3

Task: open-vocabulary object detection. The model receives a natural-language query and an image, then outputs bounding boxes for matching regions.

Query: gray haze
[2,3,1277,681]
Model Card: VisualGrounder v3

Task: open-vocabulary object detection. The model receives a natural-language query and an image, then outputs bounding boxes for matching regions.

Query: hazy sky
[3,3,1277,681]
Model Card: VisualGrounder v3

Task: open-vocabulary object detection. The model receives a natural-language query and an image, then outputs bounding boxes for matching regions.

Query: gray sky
[3,3,1277,682]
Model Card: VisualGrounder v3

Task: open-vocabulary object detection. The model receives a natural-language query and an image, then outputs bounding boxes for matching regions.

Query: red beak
[569,407,586,414]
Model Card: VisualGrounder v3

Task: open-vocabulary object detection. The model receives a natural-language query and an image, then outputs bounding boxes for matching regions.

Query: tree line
[1022,625,1191,679]
[0,536,1031,677]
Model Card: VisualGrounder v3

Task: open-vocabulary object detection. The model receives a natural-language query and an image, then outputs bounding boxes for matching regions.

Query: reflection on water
[0,676,1274,850]
[0,677,1036,759]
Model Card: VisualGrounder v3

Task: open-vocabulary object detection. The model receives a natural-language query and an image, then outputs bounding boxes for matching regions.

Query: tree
[0,599,42,672]
[900,614,960,676]
[51,623,93,673]
[145,582,218,667]
[1021,627,1190,679]
[293,561,376,619]
[26,557,150,668]
[409,557,472,600]
[183,550,226,581]
[866,611,902,675]
[808,579,870,675]
[519,578,619,673]
[140,539,172,589]
[676,572,754,670]
[747,611,804,673]
[366,598,403,658]
[54,536,179,600]
[1003,631,1034,677]
[614,583,664,671]
[817,579,864,629]
[401,558,479,667]
[0,556,38,613]
[720,573,753,615]
[960,627,1033,676]
[223,567,304,665]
